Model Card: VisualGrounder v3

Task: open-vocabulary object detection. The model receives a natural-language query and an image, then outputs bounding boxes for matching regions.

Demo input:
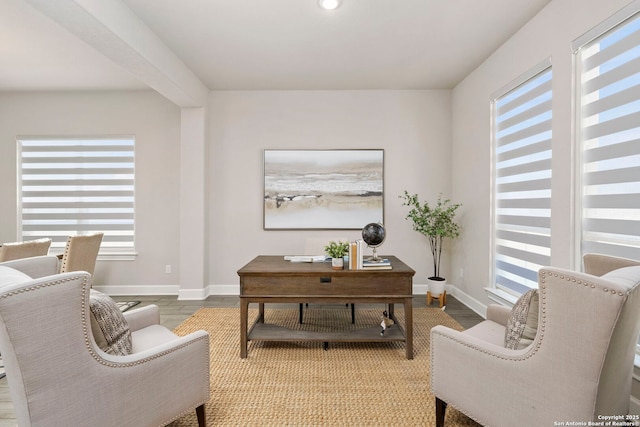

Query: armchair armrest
[486,304,511,326]
[0,255,60,278]
[123,304,161,332]
[102,329,210,364]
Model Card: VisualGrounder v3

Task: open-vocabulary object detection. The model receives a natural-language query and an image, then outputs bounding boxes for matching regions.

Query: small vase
[331,257,344,270]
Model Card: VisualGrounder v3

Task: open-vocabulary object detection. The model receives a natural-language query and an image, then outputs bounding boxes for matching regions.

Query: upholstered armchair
[431,254,640,427]
[0,255,210,427]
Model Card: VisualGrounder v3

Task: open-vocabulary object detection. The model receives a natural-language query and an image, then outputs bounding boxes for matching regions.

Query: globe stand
[365,247,383,262]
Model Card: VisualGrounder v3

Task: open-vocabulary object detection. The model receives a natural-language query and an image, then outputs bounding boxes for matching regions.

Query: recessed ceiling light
[318,0,341,10]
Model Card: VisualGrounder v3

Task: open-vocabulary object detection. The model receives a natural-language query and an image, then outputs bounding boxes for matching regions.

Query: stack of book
[362,258,392,270]
[348,240,392,270]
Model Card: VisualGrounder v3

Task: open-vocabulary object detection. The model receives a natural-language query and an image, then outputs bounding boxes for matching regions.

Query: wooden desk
[237,255,416,359]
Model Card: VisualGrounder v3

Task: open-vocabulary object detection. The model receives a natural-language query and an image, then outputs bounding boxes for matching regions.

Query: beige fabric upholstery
[0,238,51,262]
[431,254,640,427]
[60,233,103,276]
[0,256,210,427]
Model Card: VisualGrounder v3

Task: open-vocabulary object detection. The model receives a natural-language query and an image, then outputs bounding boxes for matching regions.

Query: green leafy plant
[400,191,461,280]
[324,241,349,258]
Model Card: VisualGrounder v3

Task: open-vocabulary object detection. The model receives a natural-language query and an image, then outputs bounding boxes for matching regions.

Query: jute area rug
[168,307,480,427]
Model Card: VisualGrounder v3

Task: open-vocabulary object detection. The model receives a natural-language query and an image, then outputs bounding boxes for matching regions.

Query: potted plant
[325,240,349,270]
[400,191,462,300]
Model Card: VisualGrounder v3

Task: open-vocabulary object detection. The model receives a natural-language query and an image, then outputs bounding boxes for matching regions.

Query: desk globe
[362,222,386,262]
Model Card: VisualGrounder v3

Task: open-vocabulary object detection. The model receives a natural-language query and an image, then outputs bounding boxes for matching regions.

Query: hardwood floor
[0,294,483,426]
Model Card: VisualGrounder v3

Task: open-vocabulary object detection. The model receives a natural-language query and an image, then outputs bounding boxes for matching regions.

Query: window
[574,3,640,363]
[574,7,640,262]
[18,136,135,255]
[491,60,553,298]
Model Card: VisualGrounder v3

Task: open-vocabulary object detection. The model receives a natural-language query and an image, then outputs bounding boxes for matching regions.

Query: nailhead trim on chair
[540,270,628,298]
[0,275,79,299]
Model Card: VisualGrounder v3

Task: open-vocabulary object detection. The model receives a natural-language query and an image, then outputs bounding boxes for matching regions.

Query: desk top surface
[237,255,415,276]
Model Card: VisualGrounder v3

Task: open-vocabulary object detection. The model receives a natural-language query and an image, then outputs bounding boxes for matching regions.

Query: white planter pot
[427,277,446,297]
[331,257,344,270]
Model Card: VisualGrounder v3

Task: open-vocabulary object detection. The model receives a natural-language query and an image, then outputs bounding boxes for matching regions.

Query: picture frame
[263,149,384,230]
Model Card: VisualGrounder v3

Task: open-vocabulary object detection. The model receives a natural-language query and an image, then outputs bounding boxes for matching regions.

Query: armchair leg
[196,404,206,427]
[435,397,447,427]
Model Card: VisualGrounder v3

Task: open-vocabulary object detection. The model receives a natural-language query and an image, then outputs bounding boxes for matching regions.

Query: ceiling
[0,0,551,93]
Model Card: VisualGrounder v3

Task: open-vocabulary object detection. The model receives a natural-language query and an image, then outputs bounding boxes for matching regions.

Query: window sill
[485,287,518,307]
[52,251,138,262]
[97,252,138,261]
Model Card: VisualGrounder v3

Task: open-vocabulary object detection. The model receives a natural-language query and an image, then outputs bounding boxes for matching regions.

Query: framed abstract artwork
[264,149,384,230]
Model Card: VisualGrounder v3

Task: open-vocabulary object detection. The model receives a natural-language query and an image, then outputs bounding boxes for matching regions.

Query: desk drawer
[241,275,412,296]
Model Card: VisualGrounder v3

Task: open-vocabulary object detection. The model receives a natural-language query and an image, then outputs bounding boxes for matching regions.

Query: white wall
[208,90,452,292]
[0,90,182,293]
[450,0,633,309]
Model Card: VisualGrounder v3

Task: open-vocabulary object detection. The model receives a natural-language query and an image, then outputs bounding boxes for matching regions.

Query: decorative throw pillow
[89,289,132,356]
[504,289,539,350]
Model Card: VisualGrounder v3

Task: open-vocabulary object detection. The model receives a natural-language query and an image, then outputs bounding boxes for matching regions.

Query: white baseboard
[96,283,237,299]
[449,286,487,319]
[95,285,179,296]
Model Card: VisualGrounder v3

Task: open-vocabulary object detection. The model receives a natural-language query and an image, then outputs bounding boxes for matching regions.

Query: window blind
[18,137,135,253]
[492,62,552,296]
[576,12,640,260]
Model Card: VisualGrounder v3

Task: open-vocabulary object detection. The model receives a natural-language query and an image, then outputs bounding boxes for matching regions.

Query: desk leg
[240,298,249,359]
[258,302,265,323]
[405,297,413,359]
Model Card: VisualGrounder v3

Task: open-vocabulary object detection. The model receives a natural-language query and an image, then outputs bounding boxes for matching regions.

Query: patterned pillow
[504,289,539,350]
[89,289,132,356]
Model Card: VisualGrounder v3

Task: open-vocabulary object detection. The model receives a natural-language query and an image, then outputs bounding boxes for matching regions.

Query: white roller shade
[18,137,135,253]
[492,61,552,296]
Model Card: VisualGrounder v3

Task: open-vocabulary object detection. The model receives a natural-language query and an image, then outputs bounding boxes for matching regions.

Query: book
[356,239,364,270]
[361,264,392,270]
[349,241,360,270]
